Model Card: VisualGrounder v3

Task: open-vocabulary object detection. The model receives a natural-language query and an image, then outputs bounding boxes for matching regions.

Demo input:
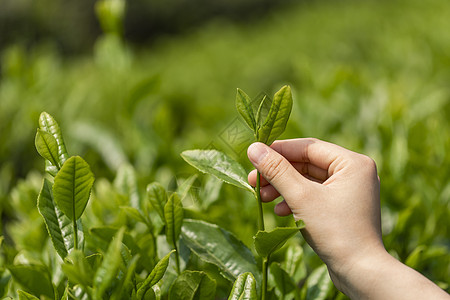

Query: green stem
[73,219,78,250]
[262,255,269,300]
[174,244,181,275]
[256,171,265,231]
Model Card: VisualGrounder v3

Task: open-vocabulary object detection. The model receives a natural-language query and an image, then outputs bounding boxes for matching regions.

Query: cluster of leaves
[1,0,449,298]
[0,101,335,299]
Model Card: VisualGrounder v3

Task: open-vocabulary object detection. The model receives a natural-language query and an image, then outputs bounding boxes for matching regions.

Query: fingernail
[248,142,269,165]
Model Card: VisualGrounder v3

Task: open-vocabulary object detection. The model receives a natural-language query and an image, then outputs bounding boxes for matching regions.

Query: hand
[247,138,449,299]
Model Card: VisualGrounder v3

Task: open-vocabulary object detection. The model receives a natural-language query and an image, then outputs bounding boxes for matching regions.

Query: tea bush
[1,0,449,298]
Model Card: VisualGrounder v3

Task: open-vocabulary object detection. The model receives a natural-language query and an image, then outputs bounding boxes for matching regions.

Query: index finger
[270,138,357,172]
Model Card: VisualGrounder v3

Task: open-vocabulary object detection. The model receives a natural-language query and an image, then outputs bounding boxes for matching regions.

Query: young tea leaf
[147,182,168,223]
[181,150,255,195]
[35,129,61,169]
[17,290,40,300]
[61,250,94,289]
[228,272,257,300]
[136,250,175,299]
[282,243,306,283]
[164,193,183,249]
[236,88,257,132]
[176,174,198,202]
[269,262,297,296]
[7,264,54,299]
[304,264,333,300]
[181,219,260,283]
[93,227,125,300]
[254,227,300,259]
[114,163,140,209]
[168,270,216,300]
[37,178,68,259]
[38,112,69,165]
[52,156,95,221]
[257,85,293,145]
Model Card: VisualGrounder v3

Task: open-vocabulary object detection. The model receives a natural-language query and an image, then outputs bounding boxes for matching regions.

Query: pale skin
[247,138,449,300]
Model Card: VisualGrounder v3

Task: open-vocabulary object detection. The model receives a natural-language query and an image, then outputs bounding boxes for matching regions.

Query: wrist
[326,242,389,298]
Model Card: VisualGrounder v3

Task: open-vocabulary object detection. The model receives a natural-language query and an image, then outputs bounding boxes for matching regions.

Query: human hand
[247,138,449,299]
[247,138,383,277]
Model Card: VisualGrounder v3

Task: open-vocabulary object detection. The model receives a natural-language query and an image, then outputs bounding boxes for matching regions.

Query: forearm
[332,250,449,300]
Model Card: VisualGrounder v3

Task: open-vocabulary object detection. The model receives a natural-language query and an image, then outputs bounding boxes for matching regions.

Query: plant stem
[73,219,78,250]
[256,171,265,231]
[174,244,181,275]
[262,255,270,300]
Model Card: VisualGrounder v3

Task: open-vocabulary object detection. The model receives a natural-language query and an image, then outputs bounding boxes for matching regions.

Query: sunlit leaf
[53,156,95,221]
[181,150,254,194]
[169,270,216,300]
[181,219,260,283]
[35,129,60,169]
[38,112,69,165]
[228,272,257,300]
[257,85,293,145]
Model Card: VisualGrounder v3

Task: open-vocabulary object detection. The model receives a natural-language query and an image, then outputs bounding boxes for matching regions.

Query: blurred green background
[1,0,449,294]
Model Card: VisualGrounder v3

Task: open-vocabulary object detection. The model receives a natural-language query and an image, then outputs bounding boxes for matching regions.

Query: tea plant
[0,99,336,299]
[181,86,327,299]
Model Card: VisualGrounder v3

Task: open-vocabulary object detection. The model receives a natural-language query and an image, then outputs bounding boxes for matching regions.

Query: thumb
[247,142,308,202]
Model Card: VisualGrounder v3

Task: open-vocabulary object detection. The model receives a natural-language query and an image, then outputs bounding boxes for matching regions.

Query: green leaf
[181,219,260,283]
[176,174,198,201]
[282,243,306,283]
[53,156,95,221]
[110,255,140,300]
[165,193,184,248]
[93,227,125,300]
[114,163,140,209]
[304,265,333,300]
[61,250,94,288]
[257,85,293,145]
[137,250,175,299]
[8,264,54,299]
[228,272,257,300]
[38,112,69,165]
[405,245,427,269]
[120,206,147,224]
[0,269,11,298]
[168,270,216,300]
[269,263,296,296]
[253,227,300,259]
[255,94,271,128]
[236,88,257,132]
[17,290,40,300]
[38,179,84,258]
[181,150,254,194]
[37,178,68,259]
[147,182,168,223]
[35,129,60,169]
